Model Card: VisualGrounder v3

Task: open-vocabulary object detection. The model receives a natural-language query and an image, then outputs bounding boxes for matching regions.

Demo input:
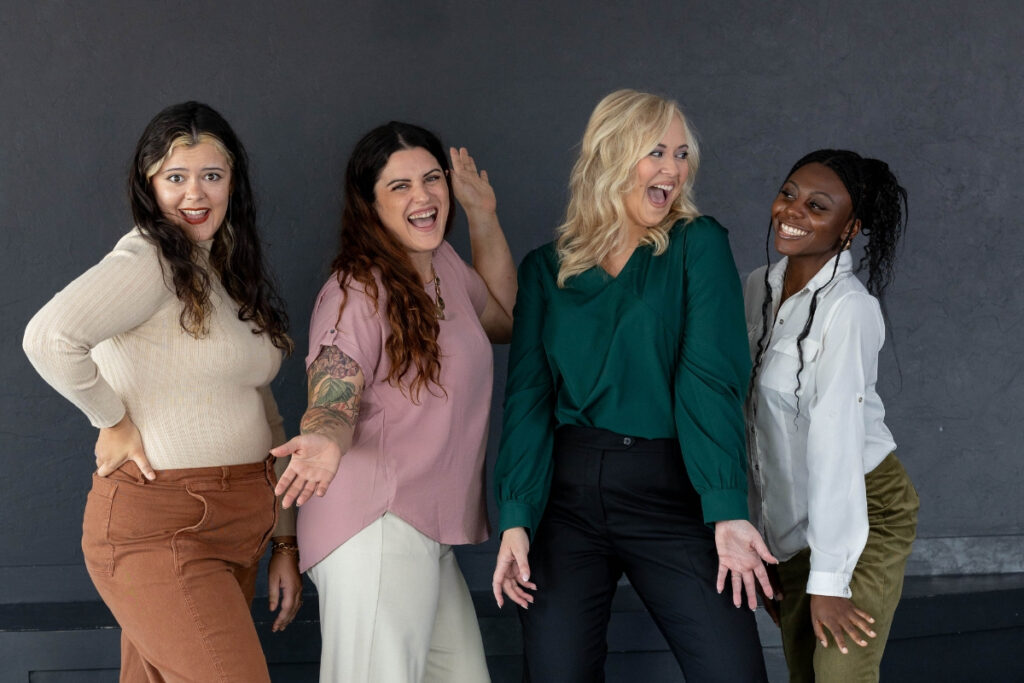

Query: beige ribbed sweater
[24,228,295,533]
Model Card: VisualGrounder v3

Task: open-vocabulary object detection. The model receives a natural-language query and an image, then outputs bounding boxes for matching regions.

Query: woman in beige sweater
[23,102,299,682]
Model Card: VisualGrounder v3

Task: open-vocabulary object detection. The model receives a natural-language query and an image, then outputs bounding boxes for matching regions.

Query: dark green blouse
[495,216,752,536]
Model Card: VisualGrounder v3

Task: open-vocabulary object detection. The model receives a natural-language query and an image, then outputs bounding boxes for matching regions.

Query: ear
[844,217,862,242]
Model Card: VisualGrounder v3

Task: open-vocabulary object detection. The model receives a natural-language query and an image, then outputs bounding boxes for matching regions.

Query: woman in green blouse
[491,89,776,681]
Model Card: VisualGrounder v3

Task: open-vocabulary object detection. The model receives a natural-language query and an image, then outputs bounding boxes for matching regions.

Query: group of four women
[24,89,918,682]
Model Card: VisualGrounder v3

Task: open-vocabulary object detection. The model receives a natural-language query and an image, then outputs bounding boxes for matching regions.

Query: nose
[411,179,430,203]
[185,177,206,200]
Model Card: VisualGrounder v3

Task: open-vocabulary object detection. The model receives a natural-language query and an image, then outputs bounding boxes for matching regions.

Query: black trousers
[520,425,768,682]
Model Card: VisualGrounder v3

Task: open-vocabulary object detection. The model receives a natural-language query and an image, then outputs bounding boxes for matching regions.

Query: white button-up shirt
[744,251,896,598]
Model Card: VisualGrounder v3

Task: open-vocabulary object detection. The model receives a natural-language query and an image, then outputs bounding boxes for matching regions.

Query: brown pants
[82,458,278,683]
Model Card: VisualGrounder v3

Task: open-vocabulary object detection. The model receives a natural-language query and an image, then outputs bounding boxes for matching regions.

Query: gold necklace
[431,264,445,320]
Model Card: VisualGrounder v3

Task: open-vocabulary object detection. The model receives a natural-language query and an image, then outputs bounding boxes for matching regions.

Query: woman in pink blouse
[270,121,516,682]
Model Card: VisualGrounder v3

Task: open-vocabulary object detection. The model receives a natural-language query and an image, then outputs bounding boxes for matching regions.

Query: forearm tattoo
[300,346,363,436]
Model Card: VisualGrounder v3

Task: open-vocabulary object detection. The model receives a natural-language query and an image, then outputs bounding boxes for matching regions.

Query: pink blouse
[296,241,493,572]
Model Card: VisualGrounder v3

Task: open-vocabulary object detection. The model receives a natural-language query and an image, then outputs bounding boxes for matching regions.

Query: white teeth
[182,209,207,216]
[779,222,810,237]
[408,210,437,220]
[652,184,674,191]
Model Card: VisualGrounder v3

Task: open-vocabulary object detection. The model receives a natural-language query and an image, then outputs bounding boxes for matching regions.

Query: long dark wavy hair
[749,149,908,411]
[332,121,455,401]
[128,101,291,352]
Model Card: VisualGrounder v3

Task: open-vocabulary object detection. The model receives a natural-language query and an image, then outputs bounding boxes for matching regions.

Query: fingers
[813,619,830,650]
[853,606,877,626]
[752,535,779,565]
[730,570,743,608]
[269,436,300,459]
[716,563,728,594]
[274,467,298,501]
[742,571,758,611]
[273,585,302,632]
[753,562,774,601]
[132,451,157,481]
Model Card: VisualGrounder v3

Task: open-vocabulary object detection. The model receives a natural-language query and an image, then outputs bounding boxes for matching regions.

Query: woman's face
[151,141,232,242]
[373,147,449,268]
[622,114,689,238]
[771,162,859,264]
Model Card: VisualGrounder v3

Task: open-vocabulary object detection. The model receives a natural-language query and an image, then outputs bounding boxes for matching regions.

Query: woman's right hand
[95,415,155,480]
[491,527,537,609]
[270,433,342,508]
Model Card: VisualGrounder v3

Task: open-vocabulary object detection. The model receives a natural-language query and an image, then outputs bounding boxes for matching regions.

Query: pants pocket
[81,475,118,576]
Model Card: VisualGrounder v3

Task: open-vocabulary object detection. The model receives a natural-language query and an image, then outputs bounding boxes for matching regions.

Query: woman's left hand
[714,519,779,610]
[268,545,303,632]
[449,147,497,217]
[810,594,876,654]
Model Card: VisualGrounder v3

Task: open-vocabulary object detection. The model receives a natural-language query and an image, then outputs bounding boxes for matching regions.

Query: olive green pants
[777,453,919,683]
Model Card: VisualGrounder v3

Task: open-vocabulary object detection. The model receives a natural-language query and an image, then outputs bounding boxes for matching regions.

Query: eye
[166,174,184,183]
[778,189,794,199]
[649,150,663,158]
[675,151,689,160]
[203,172,222,182]
[809,201,826,211]
[390,183,409,191]
[425,174,442,183]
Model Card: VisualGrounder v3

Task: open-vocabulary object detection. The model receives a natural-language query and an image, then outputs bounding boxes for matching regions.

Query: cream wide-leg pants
[307,513,490,683]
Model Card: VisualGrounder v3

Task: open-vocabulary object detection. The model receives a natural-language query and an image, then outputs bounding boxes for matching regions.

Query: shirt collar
[767,251,853,298]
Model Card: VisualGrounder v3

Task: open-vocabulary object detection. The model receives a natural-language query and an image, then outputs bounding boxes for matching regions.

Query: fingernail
[868,631,876,637]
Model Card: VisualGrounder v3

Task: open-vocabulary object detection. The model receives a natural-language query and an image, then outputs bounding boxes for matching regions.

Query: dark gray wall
[3,1,1022,603]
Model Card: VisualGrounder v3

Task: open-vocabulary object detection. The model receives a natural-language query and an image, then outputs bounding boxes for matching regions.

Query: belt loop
[221,467,230,491]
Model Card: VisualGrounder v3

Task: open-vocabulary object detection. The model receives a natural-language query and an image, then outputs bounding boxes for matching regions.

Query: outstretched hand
[714,519,778,610]
[270,433,341,508]
[492,527,537,609]
[449,146,497,217]
[810,594,877,654]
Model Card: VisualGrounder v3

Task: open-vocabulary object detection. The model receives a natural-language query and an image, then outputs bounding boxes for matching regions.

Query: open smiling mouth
[646,184,675,208]
[179,209,211,225]
[408,209,438,229]
[778,222,810,238]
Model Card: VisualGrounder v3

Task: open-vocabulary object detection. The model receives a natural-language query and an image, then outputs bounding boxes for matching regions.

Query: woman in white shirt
[745,149,919,682]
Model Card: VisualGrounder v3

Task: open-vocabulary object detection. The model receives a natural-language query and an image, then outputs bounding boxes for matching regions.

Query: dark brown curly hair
[332,121,455,401]
[128,101,292,353]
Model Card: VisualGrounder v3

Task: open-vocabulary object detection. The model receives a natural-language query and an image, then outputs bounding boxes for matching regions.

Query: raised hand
[449,146,497,217]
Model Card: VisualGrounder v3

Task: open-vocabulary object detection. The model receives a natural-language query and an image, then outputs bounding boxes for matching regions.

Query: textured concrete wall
[3,1,1022,603]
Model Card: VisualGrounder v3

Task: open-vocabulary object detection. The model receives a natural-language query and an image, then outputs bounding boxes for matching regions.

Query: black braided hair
[748,149,909,415]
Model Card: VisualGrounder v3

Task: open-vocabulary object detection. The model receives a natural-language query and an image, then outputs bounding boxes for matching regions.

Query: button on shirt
[744,252,896,598]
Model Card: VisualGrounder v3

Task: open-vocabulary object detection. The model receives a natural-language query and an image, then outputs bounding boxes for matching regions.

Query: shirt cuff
[699,487,750,524]
[806,570,853,598]
[498,500,537,538]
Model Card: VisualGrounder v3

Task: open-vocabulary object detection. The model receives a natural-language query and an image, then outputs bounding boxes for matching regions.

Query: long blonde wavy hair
[555,89,701,287]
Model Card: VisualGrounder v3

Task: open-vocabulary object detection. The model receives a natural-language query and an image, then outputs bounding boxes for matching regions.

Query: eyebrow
[784,179,835,203]
[653,143,689,150]
[385,167,443,186]
[162,165,227,173]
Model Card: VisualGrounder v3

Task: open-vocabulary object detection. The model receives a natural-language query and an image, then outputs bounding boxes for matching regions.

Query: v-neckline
[598,243,646,280]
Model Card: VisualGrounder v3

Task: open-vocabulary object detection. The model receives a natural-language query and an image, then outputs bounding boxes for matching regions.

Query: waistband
[107,456,275,490]
[554,424,678,452]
